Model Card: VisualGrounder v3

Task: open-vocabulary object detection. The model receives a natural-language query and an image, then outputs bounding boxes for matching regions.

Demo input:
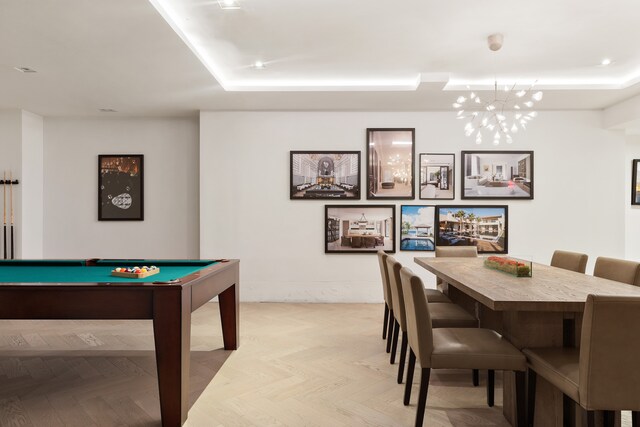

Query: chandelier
[358,213,368,225]
[453,34,543,145]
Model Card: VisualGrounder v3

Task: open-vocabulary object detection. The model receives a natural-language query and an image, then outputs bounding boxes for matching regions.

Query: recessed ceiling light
[253,61,266,70]
[99,108,118,113]
[217,0,240,10]
[601,58,612,66]
[14,66,37,73]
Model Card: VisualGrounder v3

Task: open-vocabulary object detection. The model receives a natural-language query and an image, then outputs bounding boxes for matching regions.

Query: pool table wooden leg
[153,287,191,427]
[219,283,239,350]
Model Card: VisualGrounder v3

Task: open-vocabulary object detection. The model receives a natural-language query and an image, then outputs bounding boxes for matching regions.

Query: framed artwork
[400,205,435,251]
[419,153,455,200]
[98,154,144,221]
[633,159,640,205]
[290,151,361,199]
[325,204,396,254]
[366,128,415,199]
[461,151,533,199]
[435,205,508,254]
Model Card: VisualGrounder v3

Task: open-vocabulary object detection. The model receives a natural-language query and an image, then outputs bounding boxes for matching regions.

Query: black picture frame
[290,151,361,199]
[400,205,435,251]
[325,204,396,254]
[435,205,508,254]
[461,150,534,200]
[98,154,144,221]
[633,159,640,205]
[419,153,455,200]
[366,128,415,200]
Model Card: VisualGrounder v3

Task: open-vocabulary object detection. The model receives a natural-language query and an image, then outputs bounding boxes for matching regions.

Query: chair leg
[397,330,408,384]
[515,371,526,427]
[472,369,479,386]
[527,369,537,427]
[404,349,416,406]
[487,370,495,407]
[383,304,389,339]
[386,309,394,353]
[390,320,400,364]
[602,411,614,427]
[633,411,640,427]
[585,410,595,427]
[415,368,431,427]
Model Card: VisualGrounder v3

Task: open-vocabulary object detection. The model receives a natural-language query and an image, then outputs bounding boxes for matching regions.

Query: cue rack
[1,171,19,260]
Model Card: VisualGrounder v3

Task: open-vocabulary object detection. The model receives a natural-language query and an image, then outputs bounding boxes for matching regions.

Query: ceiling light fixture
[217,0,240,10]
[14,66,37,73]
[601,58,612,66]
[454,34,542,145]
[99,108,118,113]
[253,61,266,70]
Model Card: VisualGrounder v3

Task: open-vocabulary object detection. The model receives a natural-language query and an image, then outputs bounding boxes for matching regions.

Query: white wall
[626,135,640,260]
[44,117,199,259]
[201,111,626,302]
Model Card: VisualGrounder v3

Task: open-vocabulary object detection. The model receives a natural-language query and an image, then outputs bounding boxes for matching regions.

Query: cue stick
[10,171,14,260]
[2,171,6,260]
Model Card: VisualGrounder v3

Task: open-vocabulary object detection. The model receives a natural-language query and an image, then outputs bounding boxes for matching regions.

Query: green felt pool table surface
[0,259,218,283]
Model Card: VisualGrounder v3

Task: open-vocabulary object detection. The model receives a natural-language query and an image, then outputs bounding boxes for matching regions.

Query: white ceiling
[2,0,640,117]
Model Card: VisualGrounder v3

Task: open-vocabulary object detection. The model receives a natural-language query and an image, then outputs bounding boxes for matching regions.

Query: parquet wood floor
[0,303,631,426]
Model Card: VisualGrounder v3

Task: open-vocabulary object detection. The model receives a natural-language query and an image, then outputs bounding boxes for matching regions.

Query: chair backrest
[386,256,406,331]
[377,250,392,307]
[550,250,588,273]
[400,267,434,367]
[578,294,640,410]
[435,246,478,285]
[593,257,640,285]
[435,247,478,258]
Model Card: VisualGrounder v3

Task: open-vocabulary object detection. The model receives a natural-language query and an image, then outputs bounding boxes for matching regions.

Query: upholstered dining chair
[400,266,527,427]
[593,256,640,285]
[524,295,640,427]
[386,256,477,385]
[550,250,588,273]
[377,251,394,350]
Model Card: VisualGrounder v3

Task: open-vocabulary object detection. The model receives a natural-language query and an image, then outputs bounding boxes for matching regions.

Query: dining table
[414,256,640,427]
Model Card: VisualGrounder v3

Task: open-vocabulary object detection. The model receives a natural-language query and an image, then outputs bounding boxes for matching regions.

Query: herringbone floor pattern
[1,302,605,426]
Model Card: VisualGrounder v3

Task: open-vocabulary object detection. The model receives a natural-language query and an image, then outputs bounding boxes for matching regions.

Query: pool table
[0,258,240,427]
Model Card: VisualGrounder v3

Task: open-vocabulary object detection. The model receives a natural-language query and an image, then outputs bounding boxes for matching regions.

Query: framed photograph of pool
[98,154,144,221]
[367,128,415,200]
[400,205,435,251]
[461,151,533,200]
[290,151,360,199]
[325,205,396,254]
[633,159,640,205]
[419,153,455,200]
[435,205,508,254]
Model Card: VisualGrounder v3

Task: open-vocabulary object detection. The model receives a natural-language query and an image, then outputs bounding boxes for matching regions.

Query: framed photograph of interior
[400,205,435,251]
[435,205,508,254]
[98,154,144,221]
[367,128,415,199]
[461,151,533,199]
[325,205,396,254]
[633,159,640,205]
[419,153,455,200]
[290,151,360,199]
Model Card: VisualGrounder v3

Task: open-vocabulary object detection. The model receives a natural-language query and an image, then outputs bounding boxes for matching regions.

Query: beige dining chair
[524,295,640,427]
[386,256,477,385]
[400,266,527,427]
[550,250,588,273]
[593,256,640,285]
[377,251,394,351]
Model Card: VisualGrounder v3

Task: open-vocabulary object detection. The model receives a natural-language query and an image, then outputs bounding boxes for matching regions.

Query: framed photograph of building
[290,151,361,199]
[461,151,533,199]
[98,154,144,221]
[419,153,454,200]
[400,205,435,251]
[435,205,508,254]
[633,159,640,205]
[325,205,395,253]
[367,128,415,199]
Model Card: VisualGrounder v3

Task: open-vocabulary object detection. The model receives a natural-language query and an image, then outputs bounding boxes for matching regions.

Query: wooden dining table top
[414,257,640,312]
